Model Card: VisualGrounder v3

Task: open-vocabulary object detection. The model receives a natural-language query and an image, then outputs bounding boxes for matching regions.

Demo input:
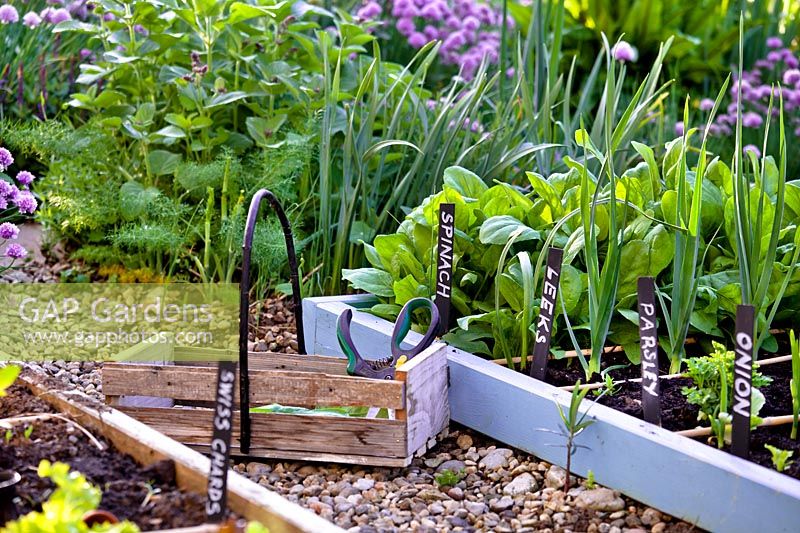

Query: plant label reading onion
[206,360,237,522]
[435,203,455,335]
[732,304,755,459]
[530,247,564,380]
[637,277,661,426]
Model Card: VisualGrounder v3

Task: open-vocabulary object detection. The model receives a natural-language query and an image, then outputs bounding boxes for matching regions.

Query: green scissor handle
[337,297,440,379]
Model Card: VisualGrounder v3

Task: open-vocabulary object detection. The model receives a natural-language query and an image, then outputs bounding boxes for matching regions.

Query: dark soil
[597,377,701,432]
[0,381,207,530]
[545,350,644,387]
[555,351,800,481]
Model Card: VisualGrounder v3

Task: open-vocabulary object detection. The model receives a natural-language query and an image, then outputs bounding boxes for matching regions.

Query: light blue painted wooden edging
[304,295,800,533]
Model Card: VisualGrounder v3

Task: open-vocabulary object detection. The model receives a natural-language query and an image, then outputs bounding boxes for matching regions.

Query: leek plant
[656,81,728,374]
[730,20,800,354]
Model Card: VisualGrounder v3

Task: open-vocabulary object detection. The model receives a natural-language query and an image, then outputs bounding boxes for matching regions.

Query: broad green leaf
[558,264,583,316]
[617,240,650,297]
[119,181,161,221]
[0,365,20,397]
[443,166,488,199]
[342,268,395,297]
[645,224,675,277]
[479,216,540,245]
[393,275,428,305]
[148,150,181,176]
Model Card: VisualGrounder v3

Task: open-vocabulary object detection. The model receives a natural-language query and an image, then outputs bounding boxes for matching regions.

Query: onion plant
[730,20,800,354]
[791,330,799,440]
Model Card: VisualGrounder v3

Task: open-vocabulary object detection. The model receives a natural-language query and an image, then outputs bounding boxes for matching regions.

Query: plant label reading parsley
[731,305,755,459]
[637,277,661,426]
[530,247,564,380]
[206,361,236,522]
[435,203,455,334]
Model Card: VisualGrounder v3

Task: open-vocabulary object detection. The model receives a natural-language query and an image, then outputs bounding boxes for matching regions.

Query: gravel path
[7,235,699,532]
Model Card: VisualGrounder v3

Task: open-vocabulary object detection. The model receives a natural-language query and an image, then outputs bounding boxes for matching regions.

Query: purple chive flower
[15,170,35,187]
[22,11,41,27]
[0,147,13,171]
[423,24,439,40]
[0,180,12,198]
[420,3,443,21]
[396,17,415,36]
[50,7,71,23]
[356,1,381,20]
[743,144,761,158]
[0,4,19,24]
[699,98,715,111]
[613,41,637,62]
[133,23,148,36]
[102,11,114,21]
[506,67,515,78]
[4,243,27,260]
[462,15,480,32]
[79,48,92,59]
[675,121,685,136]
[742,111,764,128]
[13,191,37,214]
[0,222,19,240]
[786,55,800,69]
[767,37,782,49]
[767,50,782,63]
[408,31,427,48]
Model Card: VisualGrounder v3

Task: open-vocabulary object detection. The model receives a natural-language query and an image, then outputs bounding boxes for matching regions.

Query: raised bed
[303,294,800,533]
[2,364,342,533]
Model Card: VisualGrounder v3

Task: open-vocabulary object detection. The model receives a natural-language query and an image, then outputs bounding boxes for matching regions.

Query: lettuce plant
[765,444,794,473]
[2,460,139,533]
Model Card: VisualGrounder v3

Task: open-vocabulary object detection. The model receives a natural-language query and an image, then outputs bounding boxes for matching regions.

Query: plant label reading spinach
[530,247,564,380]
[731,304,756,459]
[434,203,455,335]
[637,277,661,426]
[206,360,237,522]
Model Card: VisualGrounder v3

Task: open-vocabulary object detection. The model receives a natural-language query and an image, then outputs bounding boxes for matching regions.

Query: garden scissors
[336,297,440,380]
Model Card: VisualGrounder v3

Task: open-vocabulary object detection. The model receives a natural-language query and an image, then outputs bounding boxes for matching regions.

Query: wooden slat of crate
[395,343,450,456]
[103,364,405,410]
[170,349,350,375]
[118,407,408,460]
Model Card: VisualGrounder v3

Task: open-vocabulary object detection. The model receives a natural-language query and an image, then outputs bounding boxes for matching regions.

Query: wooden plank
[118,407,408,459]
[103,364,404,410]
[445,348,800,533]
[15,370,343,533]
[171,350,350,375]
[395,344,450,456]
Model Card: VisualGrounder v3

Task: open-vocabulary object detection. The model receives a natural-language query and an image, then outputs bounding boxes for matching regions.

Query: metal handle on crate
[238,189,306,454]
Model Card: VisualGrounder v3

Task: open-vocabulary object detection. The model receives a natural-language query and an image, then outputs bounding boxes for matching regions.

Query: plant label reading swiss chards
[637,277,661,426]
[205,360,237,522]
[435,203,455,335]
[731,304,756,459]
[530,247,564,380]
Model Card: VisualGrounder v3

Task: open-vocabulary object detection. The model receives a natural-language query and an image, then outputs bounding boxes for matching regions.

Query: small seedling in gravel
[585,470,597,489]
[435,469,464,488]
[765,444,794,472]
[541,380,605,492]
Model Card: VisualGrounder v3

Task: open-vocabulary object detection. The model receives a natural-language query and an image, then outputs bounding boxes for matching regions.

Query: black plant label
[732,304,755,459]
[206,360,237,522]
[530,247,563,380]
[637,277,661,426]
[435,203,455,335]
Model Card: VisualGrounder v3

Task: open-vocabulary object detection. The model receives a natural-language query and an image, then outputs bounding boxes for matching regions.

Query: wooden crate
[103,343,450,467]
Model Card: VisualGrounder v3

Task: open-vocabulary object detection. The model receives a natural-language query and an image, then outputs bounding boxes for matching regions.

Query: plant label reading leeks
[732,305,755,459]
[435,203,455,335]
[637,277,661,426]
[530,247,564,380]
[205,360,236,522]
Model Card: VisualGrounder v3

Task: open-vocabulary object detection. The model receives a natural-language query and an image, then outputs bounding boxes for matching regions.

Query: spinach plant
[681,341,772,448]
